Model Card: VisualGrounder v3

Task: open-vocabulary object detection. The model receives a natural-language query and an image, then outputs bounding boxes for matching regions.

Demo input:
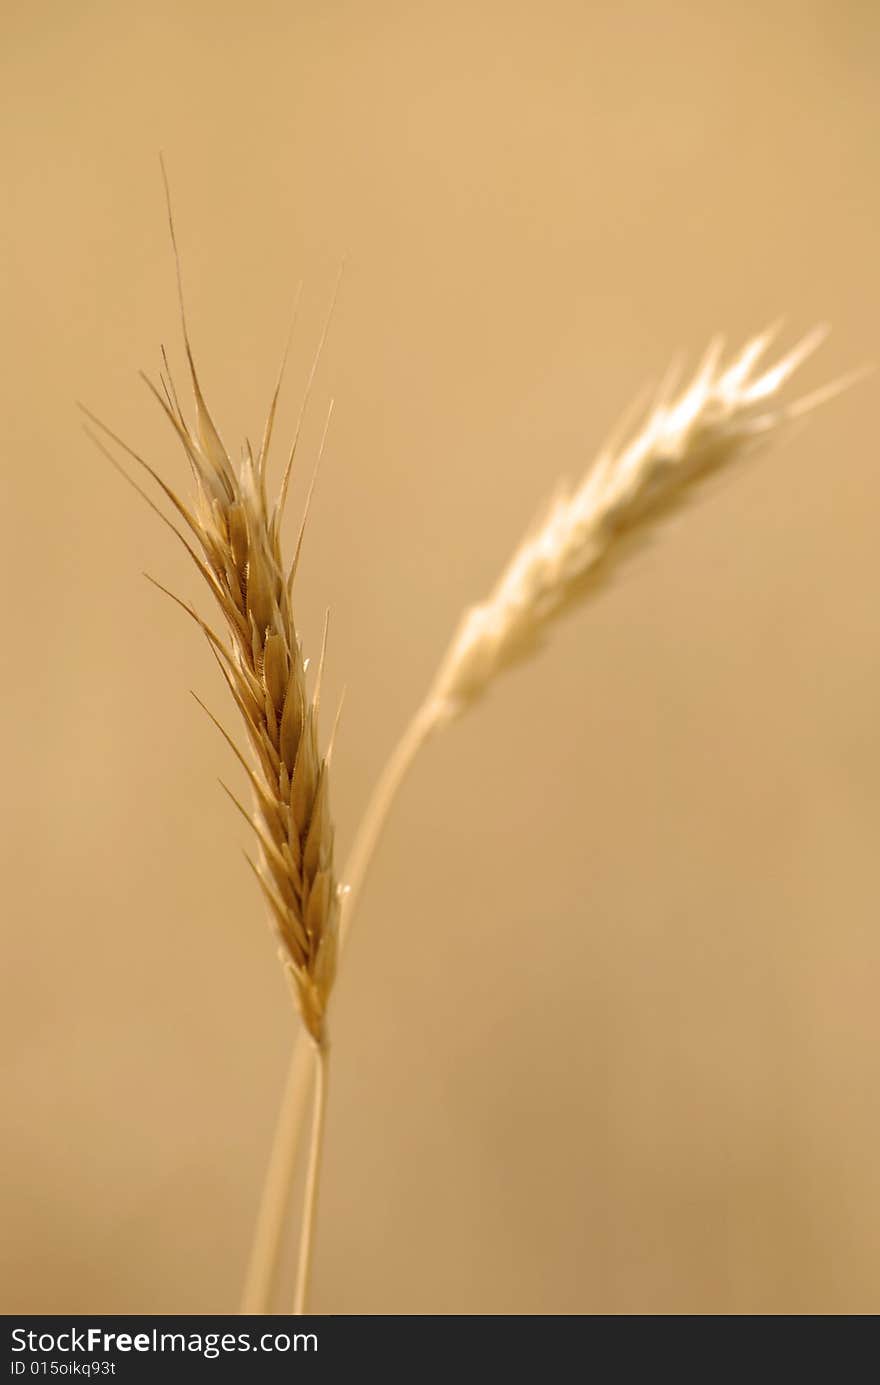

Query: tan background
[2,0,878,1315]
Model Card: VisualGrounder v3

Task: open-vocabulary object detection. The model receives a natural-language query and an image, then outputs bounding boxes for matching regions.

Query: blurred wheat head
[429,324,843,723]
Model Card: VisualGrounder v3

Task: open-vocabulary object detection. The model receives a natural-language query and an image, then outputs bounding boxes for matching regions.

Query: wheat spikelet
[429,325,835,721]
[86,228,340,1048]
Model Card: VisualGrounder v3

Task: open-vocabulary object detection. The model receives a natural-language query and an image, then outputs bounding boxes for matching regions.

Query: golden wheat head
[85,222,340,1047]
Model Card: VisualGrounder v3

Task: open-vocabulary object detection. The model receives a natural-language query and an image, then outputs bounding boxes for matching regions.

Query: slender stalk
[340,702,438,947]
[239,1038,313,1314]
[239,702,438,1313]
[293,1042,330,1315]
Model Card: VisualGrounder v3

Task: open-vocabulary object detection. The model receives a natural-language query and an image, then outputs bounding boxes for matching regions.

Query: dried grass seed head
[91,232,341,1044]
[167,343,340,1044]
[430,325,837,720]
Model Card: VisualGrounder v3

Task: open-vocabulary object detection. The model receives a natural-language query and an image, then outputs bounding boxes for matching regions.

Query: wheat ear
[351,326,842,920]
[246,324,845,1311]
[92,178,346,1313]
[89,261,342,1049]
[428,324,838,719]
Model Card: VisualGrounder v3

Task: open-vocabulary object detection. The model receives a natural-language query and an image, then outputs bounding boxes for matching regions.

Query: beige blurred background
[2,0,878,1315]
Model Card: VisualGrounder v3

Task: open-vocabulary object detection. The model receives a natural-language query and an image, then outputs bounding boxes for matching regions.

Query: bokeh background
[2,0,878,1315]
